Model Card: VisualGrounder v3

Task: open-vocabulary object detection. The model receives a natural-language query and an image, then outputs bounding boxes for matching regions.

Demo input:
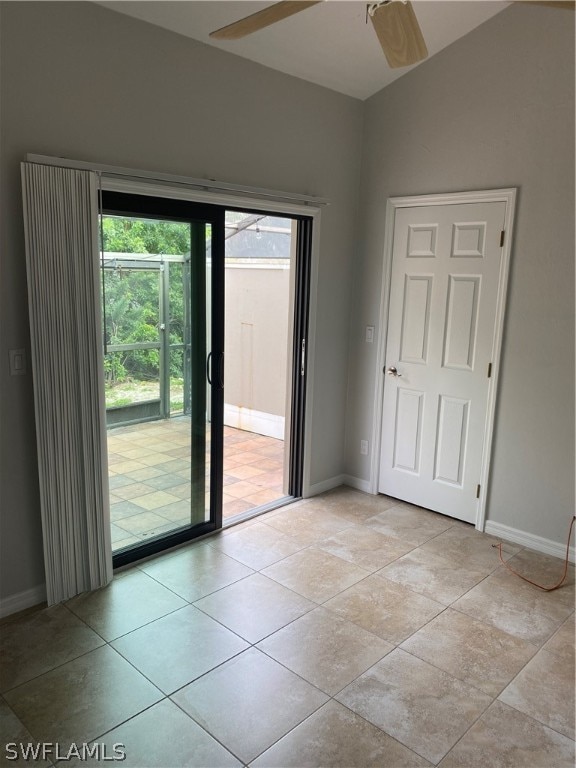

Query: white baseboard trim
[0,584,47,619]
[342,475,373,494]
[224,404,284,440]
[306,475,346,498]
[484,520,575,564]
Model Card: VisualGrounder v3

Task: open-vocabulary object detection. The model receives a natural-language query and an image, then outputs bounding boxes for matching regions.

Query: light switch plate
[9,348,26,376]
[365,326,375,343]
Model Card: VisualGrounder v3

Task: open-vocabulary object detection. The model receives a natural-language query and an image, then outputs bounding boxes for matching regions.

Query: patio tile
[113,482,157,500]
[223,498,256,517]
[115,511,175,536]
[124,466,165,481]
[244,489,283,505]
[225,480,263,499]
[130,490,181,510]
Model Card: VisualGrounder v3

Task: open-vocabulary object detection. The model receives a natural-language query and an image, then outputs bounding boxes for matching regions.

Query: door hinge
[476,484,481,499]
[500,230,505,247]
[487,362,492,378]
[300,338,306,377]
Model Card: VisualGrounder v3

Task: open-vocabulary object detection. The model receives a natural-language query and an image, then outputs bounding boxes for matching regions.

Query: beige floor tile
[257,607,393,695]
[0,697,52,767]
[324,573,444,644]
[172,648,328,764]
[66,700,241,768]
[419,526,521,572]
[499,648,575,739]
[379,548,488,605]
[262,548,369,603]
[496,548,575,586]
[194,573,315,643]
[140,543,253,601]
[488,554,575,614]
[543,614,575,660]
[315,525,415,572]
[312,488,400,524]
[264,504,354,545]
[0,604,104,692]
[207,521,305,569]
[452,574,571,644]
[3,646,161,748]
[364,504,456,545]
[438,700,575,768]
[337,648,492,764]
[251,700,431,768]
[111,605,248,694]
[401,608,538,696]
[66,569,187,641]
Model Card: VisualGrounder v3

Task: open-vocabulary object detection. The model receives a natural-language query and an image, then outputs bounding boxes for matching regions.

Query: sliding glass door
[102,193,224,566]
[101,191,311,566]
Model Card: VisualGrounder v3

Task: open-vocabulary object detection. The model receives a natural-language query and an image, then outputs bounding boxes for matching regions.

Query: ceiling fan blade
[210,1,323,40]
[370,1,428,69]
[516,1,574,8]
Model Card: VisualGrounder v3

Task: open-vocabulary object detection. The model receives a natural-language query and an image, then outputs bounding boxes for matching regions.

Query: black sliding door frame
[103,191,312,567]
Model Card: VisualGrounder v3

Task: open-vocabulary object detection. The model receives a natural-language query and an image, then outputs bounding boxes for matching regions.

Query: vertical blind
[21,162,112,604]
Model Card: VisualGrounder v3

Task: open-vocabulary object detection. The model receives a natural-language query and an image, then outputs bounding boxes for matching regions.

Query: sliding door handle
[217,352,225,390]
[206,352,212,385]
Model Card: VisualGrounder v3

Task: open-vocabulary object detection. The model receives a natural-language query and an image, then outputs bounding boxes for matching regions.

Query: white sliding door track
[26,154,329,210]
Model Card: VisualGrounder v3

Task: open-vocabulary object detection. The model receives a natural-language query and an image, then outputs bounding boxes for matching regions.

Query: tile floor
[107,419,285,551]
[0,488,574,767]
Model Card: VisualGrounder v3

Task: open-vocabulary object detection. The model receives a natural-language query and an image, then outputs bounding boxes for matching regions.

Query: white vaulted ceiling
[96,1,511,100]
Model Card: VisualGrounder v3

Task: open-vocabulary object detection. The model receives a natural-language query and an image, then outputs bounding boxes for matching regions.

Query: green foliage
[101,216,191,388]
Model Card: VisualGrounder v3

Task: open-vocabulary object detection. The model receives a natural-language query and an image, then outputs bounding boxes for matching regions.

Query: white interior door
[378,200,507,523]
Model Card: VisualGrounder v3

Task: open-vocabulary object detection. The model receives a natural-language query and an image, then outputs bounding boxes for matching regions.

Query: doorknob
[385,366,402,377]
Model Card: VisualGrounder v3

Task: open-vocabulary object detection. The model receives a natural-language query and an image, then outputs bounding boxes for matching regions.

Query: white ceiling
[97,1,511,100]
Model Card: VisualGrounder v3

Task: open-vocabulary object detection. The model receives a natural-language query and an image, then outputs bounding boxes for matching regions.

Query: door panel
[379,201,506,523]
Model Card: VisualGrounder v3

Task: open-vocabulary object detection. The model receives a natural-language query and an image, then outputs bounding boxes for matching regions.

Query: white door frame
[370,188,517,531]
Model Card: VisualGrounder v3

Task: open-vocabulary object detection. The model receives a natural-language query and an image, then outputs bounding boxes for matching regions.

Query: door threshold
[223,495,298,529]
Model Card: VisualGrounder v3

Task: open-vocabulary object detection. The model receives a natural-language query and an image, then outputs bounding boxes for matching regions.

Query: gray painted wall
[0,1,363,601]
[345,4,575,546]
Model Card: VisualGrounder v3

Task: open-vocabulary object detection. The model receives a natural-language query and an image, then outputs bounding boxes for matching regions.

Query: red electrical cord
[492,515,576,592]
